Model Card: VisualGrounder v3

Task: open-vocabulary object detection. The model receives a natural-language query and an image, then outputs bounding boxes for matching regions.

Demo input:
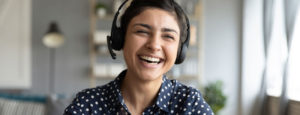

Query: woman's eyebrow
[162,28,178,35]
[133,23,178,34]
[133,23,152,29]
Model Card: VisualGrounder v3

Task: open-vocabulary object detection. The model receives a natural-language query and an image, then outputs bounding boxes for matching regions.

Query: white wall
[0,0,31,89]
[242,0,265,115]
[202,0,242,115]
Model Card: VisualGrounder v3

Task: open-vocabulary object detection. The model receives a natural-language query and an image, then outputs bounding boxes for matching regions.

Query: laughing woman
[64,0,213,114]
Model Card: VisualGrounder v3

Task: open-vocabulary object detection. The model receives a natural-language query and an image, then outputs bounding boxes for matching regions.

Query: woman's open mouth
[138,55,164,64]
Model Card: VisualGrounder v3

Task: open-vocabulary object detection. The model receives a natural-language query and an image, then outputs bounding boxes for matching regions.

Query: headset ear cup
[175,44,187,64]
[111,28,124,50]
[107,0,128,60]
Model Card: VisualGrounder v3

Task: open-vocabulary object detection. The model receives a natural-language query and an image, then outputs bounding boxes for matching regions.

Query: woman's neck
[121,70,162,114]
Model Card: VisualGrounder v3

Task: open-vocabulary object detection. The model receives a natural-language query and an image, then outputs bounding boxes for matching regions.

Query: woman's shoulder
[75,81,115,99]
[167,79,206,104]
[169,79,203,97]
[64,81,117,114]
[168,79,214,114]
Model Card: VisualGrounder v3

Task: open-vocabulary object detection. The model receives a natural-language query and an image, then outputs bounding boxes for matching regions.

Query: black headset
[107,0,190,64]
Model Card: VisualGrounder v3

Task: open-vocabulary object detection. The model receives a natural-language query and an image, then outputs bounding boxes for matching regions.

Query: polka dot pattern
[64,70,214,115]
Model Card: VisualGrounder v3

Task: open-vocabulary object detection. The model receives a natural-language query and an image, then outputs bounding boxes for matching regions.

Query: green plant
[95,2,107,11]
[203,80,227,115]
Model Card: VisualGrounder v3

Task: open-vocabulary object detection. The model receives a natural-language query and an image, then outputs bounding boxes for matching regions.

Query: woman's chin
[135,69,164,82]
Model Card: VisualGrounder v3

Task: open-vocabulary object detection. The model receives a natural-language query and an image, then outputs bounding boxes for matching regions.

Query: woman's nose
[146,34,161,52]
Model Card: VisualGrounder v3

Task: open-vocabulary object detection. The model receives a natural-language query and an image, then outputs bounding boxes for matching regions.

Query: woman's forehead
[128,8,180,31]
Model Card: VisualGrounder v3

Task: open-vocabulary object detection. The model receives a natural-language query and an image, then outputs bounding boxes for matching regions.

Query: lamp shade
[43,22,64,48]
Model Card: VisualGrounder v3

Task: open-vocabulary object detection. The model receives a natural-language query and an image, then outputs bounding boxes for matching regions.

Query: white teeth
[140,55,160,63]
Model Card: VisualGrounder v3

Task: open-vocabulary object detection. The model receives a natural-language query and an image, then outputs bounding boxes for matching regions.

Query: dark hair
[120,0,188,44]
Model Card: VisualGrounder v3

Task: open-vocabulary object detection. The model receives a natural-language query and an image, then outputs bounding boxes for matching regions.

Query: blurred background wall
[1,0,242,115]
[203,0,242,114]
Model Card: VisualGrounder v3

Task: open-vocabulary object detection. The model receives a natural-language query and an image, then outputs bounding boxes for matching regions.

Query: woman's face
[123,8,180,81]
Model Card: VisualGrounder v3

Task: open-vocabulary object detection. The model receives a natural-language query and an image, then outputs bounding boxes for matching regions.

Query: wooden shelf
[93,76,115,80]
[96,14,114,20]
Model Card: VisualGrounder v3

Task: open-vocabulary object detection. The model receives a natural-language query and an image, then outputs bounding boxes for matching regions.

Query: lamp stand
[49,48,56,94]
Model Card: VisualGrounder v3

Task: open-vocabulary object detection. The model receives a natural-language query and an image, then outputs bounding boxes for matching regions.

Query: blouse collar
[111,69,173,113]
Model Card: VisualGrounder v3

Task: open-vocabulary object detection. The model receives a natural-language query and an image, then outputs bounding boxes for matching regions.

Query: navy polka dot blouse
[64,70,214,115]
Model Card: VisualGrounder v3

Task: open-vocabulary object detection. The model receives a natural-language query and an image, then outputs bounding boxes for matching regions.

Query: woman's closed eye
[163,34,176,40]
[135,30,150,35]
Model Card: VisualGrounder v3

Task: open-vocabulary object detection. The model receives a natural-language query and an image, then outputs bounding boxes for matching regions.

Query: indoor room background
[0,0,299,115]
